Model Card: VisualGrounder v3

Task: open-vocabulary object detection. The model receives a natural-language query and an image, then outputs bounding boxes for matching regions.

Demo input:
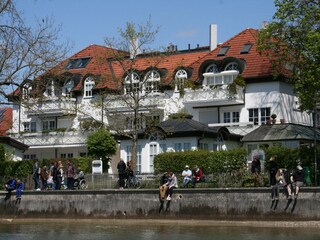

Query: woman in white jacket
[164,171,178,201]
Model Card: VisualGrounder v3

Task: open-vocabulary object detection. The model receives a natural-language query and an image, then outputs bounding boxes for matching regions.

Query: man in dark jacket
[117,159,127,189]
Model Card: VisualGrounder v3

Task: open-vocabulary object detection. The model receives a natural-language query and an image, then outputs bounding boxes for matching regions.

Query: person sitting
[4,176,16,201]
[287,164,304,199]
[15,179,24,204]
[191,166,203,188]
[163,171,178,201]
[182,165,192,188]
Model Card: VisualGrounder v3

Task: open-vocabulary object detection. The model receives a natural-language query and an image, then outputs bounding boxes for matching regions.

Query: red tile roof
[10,28,279,97]
[0,108,12,136]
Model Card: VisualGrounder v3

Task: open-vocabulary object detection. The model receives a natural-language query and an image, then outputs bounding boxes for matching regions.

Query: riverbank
[1,218,320,228]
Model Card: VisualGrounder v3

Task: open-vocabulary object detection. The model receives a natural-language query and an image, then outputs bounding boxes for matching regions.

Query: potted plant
[271,114,277,124]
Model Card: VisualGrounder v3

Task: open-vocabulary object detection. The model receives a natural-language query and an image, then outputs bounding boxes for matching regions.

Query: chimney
[210,24,217,51]
[130,38,141,59]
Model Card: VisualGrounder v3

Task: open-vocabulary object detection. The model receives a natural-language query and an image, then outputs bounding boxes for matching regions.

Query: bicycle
[125,175,141,189]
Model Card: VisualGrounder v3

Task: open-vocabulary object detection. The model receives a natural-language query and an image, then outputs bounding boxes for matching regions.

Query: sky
[15,0,277,56]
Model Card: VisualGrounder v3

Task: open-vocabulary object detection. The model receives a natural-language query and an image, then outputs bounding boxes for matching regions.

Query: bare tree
[0,0,69,102]
[103,18,167,172]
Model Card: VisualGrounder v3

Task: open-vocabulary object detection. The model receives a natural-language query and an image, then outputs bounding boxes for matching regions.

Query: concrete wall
[1,187,320,220]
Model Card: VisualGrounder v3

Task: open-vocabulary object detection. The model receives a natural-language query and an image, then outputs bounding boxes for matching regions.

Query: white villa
[6,25,318,173]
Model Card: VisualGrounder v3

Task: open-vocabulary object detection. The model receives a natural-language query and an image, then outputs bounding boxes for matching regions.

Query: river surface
[1,220,320,240]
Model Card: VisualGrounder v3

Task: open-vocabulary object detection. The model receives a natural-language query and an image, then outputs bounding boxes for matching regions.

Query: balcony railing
[183,85,244,106]
[24,97,77,116]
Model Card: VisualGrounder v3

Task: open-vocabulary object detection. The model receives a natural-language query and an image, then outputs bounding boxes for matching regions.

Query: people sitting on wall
[191,166,204,188]
[126,160,134,179]
[287,164,304,199]
[181,165,192,188]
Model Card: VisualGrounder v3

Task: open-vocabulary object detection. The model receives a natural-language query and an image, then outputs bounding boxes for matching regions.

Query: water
[1,221,320,240]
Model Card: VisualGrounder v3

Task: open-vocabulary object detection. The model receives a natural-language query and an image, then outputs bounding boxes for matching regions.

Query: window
[23,122,36,132]
[22,83,32,99]
[203,70,238,87]
[224,62,238,71]
[65,58,91,69]
[84,77,95,97]
[127,117,143,130]
[136,145,141,173]
[205,64,219,73]
[144,70,160,93]
[61,153,66,158]
[62,80,74,97]
[183,142,191,151]
[174,143,182,152]
[199,143,209,150]
[68,153,73,158]
[249,107,271,125]
[80,152,87,157]
[149,144,157,172]
[42,119,56,131]
[159,143,167,153]
[175,69,188,91]
[126,145,132,163]
[124,72,141,94]
[217,46,230,56]
[23,154,36,160]
[240,43,252,54]
[223,111,240,124]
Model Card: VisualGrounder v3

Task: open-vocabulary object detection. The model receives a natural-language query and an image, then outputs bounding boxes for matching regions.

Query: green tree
[86,128,117,172]
[257,0,320,111]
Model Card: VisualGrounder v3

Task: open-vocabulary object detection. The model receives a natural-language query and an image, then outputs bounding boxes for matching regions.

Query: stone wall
[1,187,320,220]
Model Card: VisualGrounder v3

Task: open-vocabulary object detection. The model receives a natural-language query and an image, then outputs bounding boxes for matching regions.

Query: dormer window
[144,70,160,94]
[205,64,219,73]
[203,70,239,87]
[62,80,74,97]
[84,77,95,98]
[124,72,141,94]
[224,62,239,71]
[22,83,32,99]
[65,58,91,69]
[175,69,188,91]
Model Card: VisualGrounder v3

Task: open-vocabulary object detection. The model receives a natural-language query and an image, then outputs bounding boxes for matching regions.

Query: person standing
[33,160,40,190]
[251,156,261,187]
[66,160,75,190]
[268,156,279,200]
[40,165,48,190]
[57,161,64,190]
[181,165,192,188]
[117,159,127,189]
[52,161,58,190]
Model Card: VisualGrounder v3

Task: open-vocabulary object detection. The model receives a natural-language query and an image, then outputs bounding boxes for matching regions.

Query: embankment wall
[1,188,320,220]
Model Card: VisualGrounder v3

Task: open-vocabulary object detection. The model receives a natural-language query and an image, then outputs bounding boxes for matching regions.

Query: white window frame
[23,121,37,133]
[42,119,56,131]
[175,69,188,92]
[125,72,141,94]
[203,70,238,87]
[144,70,160,94]
[223,111,240,124]
[84,77,95,98]
[248,107,271,125]
[149,143,157,172]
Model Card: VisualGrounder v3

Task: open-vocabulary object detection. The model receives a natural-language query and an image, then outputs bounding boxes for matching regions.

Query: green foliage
[257,0,320,111]
[154,148,247,175]
[86,128,117,172]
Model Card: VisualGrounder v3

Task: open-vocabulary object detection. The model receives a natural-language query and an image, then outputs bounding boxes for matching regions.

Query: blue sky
[16,0,276,55]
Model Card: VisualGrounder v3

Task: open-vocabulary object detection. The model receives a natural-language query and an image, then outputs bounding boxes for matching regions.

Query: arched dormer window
[22,83,32,99]
[84,77,95,98]
[224,62,239,71]
[205,64,219,73]
[175,69,188,91]
[144,70,160,94]
[62,80,74,97]
[124,72,141,94]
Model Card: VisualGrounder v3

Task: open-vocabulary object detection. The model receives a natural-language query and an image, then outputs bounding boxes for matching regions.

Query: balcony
[11,130,88,147]
[183,85,244,107]
[24,97,77,117]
